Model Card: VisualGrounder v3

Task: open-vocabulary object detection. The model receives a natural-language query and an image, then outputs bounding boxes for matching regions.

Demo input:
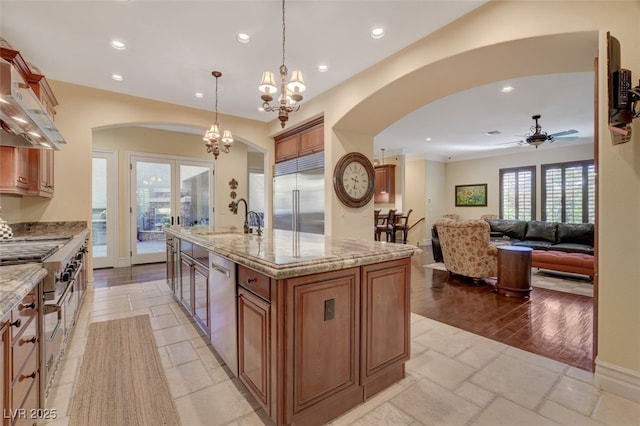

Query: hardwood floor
[93,248,594,371]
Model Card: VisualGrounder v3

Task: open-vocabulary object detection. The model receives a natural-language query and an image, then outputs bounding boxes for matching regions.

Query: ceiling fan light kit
[523,114,578,148]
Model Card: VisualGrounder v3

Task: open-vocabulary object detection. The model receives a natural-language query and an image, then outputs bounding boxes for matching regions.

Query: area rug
[424,262,593,297]
[69,315,181,426]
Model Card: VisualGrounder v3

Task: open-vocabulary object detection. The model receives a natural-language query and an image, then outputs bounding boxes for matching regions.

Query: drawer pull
[19,302,36,311]
[19,336,37,345]
[11,319,21,328]
[19,371,37,381]
[246,277,257,285]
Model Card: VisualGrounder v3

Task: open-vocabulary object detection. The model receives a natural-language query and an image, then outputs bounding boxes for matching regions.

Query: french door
[92,149,118,268]
[129,153,214,264]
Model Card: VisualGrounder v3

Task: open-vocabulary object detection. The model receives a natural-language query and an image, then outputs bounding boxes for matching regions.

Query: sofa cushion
[486,219,527,240]
[550,243,594,255]
[524,221,557,242]
[512,240,554,250]
[556,223,594,246]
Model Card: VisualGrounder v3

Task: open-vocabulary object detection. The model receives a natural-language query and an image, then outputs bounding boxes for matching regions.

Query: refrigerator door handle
[293,189,300,232]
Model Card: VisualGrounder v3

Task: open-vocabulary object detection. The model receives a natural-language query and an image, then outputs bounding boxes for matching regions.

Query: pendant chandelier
[203,70,233,159]
[258,0,306,128]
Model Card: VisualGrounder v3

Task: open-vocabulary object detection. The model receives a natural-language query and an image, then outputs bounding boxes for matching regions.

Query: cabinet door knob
[19,302,36,311]
[19,371,37,381]
[11,319,21,328]
[246,277,257,285]
[19,336,37,345]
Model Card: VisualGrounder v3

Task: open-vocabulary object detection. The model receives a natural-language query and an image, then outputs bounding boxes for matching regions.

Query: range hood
[0,58,66,150]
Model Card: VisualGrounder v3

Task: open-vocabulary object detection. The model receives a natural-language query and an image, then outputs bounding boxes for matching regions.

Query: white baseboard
[594,357,640,403]
[116,257,131,267]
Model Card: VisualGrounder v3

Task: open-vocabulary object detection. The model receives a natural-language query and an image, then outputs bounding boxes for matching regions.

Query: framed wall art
[455,183,487,207]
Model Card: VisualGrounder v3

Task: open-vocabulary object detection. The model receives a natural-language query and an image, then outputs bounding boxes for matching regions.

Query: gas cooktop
[0,236,72,266]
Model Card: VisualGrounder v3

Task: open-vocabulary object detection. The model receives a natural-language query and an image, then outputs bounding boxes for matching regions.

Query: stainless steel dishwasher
[209,252,238,376]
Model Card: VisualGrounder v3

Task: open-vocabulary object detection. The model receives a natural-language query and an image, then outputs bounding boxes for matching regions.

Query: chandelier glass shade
[204,70,233,159]
[259,0,306,128]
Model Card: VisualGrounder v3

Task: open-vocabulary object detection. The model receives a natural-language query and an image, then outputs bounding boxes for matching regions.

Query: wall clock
[333,152,375,208]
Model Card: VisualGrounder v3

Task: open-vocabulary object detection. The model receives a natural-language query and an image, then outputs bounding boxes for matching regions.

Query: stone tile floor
[44,279,640,426]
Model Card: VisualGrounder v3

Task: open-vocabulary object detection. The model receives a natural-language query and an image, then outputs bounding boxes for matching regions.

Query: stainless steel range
[0,231,88,399]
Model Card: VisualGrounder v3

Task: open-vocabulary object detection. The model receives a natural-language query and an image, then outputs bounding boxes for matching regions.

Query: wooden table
[497,245,533,298]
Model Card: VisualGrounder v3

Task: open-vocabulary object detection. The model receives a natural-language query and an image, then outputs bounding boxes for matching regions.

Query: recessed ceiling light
[258,107,265,112]
[236,33,251,44]
[195,92,204,99]
[501,86,514,93]
[110,40,126,50]
[425,137,432,141]
[317,64,328,73]
[370,28,385,39]
[111,73,124,82]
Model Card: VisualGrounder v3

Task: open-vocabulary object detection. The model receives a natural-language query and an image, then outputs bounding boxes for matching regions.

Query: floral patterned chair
[435,218,499,283]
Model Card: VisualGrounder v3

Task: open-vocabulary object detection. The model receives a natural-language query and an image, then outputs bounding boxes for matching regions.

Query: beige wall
[425,159,446,240]
[445,144,594,220]
[404,159,427,245]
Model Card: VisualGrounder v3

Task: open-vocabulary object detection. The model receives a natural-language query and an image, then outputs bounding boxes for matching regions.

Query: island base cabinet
[361,258,411,398]
[283,268,362,426]
[237,289,270,413]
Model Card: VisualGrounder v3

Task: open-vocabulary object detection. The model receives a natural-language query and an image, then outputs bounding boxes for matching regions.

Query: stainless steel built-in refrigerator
[273,152,324,234]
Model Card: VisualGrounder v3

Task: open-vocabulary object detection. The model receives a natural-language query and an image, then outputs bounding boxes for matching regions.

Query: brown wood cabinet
[0,285,41,426]
[0,147,55,198]
[237,288,270,411]
[274,134,301,163]
[374,164,396,203]
[0,147,29,194]
[26,149,54,198]
[298,126,324,157]
[274,116,324,163]
[1,313,10,426]
[236,257,411,426]
[179,243,210,336]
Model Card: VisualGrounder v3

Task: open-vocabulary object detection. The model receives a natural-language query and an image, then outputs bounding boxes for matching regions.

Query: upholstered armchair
[435,218,499,282]
[443,214,460,220]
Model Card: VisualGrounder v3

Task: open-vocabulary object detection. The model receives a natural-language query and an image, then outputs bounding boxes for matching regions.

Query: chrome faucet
[231,198,250,234]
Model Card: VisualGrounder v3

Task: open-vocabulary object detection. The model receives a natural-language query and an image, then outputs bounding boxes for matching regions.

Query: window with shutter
[499,166,535,220]
[542,160,595,223]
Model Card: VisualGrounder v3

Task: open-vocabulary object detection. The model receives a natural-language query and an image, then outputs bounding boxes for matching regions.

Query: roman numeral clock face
[333,152,375,208]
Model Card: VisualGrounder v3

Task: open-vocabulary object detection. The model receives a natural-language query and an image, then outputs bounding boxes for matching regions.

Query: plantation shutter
[500,166,535,220]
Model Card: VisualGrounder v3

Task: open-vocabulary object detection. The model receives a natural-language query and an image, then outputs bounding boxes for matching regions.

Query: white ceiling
[1,1,593,161]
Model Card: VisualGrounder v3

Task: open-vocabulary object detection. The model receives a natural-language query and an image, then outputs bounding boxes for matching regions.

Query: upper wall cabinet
[274,116,324,163]
[1,42,66,150]
[374,165,395,204]
[0,146,54,198]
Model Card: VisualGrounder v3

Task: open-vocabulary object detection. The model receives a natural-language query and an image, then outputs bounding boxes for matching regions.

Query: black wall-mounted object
[608,33,640,131]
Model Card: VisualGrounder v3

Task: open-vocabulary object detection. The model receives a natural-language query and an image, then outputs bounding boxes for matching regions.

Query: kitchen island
[165,228,420,425]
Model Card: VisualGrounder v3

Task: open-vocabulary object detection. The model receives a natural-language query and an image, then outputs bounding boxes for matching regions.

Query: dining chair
[393,209,413,244]
[375,209,397,242]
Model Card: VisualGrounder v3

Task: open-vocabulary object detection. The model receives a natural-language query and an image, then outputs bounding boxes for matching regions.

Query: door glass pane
[135,162,171,255]
[180,165,210,228]
[92,158,107,259]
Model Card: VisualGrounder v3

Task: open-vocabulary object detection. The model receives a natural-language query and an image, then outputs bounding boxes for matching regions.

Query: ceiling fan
[498,114,579,148]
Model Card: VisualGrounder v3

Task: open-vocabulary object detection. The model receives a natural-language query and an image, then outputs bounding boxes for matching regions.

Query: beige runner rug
[69,315,181,426]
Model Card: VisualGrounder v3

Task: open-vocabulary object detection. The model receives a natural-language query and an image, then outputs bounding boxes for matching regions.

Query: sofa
[485,219,594,278]
[431,219,594,278]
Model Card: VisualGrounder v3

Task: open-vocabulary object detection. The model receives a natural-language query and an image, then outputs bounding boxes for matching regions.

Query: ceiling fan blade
[551,136,579,142]
[549,129,578,138]
[494,140,523,146]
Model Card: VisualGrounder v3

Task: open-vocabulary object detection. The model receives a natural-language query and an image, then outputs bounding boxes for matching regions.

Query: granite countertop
[0,264,47,318]
[166,228,422,279]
